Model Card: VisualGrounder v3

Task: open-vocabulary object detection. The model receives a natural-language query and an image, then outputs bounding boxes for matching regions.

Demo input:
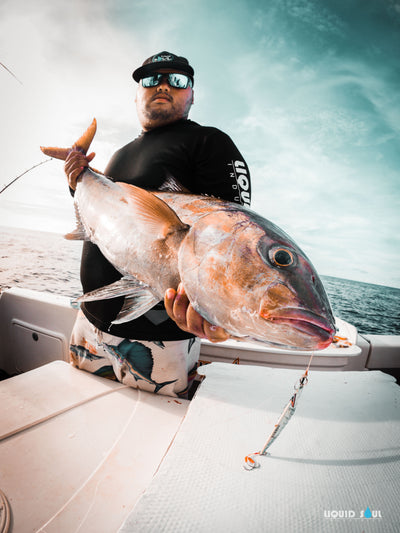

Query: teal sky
[1,0,399,288]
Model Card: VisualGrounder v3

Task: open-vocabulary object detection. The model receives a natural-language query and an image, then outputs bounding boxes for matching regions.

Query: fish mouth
[260,307,335,349]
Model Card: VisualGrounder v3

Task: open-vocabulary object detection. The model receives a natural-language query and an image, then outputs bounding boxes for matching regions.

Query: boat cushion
[120,363,400,531]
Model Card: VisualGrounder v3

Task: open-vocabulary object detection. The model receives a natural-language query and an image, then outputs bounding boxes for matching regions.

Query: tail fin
[40,118,97,160]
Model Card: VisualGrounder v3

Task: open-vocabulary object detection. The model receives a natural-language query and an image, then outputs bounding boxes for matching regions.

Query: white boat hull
[1,287,399,377]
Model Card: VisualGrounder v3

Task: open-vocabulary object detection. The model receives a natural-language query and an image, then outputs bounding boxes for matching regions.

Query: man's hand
[164,283,230,343]
[64,149,96,190]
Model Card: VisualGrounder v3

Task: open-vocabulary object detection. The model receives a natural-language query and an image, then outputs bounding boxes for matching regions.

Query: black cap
[132,51,194,82]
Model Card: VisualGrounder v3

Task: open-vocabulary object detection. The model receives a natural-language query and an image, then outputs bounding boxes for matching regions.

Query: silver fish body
[41,119,335,350]
[73,172,186,296]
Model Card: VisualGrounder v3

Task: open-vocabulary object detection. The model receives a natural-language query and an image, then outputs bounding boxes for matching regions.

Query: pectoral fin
[117,182,189,239]
[112,292,159,324]
[75,277,159,323]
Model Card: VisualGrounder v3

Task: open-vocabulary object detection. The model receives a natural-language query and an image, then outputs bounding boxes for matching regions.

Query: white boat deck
[0,361,189,532]
[121,363,400,532]
[1,361,399,532]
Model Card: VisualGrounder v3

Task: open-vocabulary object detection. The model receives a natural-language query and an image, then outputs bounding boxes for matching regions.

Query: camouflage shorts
[69,311,201,398]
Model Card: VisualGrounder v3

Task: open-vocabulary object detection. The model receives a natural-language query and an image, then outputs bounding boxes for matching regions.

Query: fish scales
[41,119,335,350]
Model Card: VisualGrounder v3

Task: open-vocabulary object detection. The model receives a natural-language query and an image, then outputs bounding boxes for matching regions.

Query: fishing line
[191,355,317,473]
[36,387,141,533]
[0,63,53,195]
[243,352,314,470]
[0,61,23,85]
[0,383,130,443]
[0,159,52,195]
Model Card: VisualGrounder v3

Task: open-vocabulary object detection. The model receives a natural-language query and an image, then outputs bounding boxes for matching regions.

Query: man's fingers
[185,305,206,338]
[164,285,228,342]
[164,288,177,319]
[65,150,93,190]
[203,321,229,343]
[172,283,191,324]
[164,286,191,332]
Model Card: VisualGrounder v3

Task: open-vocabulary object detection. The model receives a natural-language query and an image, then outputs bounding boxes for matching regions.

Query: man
[65,51,251,397]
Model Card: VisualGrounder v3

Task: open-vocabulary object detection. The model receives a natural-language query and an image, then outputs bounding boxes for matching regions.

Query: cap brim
[132,61,194,82]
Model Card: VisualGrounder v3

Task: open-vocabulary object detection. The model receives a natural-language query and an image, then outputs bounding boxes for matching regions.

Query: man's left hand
[164,284,229,343]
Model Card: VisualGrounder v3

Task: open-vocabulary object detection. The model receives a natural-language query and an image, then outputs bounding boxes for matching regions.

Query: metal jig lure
[243,353,314,470]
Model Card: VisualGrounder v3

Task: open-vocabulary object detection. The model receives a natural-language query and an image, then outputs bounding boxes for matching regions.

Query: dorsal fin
[40,118,97,160]
[117,182,189,238]
[158,173,191,193]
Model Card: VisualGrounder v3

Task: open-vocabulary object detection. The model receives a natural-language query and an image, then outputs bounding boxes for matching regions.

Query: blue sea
[1,226,399,335]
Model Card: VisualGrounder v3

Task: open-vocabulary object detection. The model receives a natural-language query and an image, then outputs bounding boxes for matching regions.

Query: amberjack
[41,119,335,350]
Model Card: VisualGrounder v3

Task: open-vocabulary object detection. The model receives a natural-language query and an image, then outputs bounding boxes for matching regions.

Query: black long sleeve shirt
[80,118,251,340]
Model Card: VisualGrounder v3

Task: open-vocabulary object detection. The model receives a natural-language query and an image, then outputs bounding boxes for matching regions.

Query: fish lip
[261,307,335,346]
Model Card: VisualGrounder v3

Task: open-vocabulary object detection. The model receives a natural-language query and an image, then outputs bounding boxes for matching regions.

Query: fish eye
[257,238,296,269]
[270,248,294,267]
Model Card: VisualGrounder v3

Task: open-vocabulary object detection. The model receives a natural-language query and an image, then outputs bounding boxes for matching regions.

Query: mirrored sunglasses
[141,72,193,89]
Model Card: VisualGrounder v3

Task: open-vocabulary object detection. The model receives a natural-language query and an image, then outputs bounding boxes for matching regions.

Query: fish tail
[40,118,97,160]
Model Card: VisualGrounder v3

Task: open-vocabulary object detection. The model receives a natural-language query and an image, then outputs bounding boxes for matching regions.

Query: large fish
[41,119,335,350]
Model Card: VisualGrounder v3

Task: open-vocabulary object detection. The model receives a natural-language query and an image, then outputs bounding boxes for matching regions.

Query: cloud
[1,0,399,288]
[284,0,346,37]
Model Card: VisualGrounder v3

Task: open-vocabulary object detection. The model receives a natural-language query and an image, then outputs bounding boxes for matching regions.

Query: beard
[143,98,192,124]
[144,106,176,122]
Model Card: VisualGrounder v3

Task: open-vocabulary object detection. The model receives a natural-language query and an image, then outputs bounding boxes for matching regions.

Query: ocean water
[1,226,399,335]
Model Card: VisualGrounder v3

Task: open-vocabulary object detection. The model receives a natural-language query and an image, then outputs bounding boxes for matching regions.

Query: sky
[0,0,399,288]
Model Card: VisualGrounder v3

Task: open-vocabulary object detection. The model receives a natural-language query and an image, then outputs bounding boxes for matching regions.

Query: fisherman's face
[135,69,194,131]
